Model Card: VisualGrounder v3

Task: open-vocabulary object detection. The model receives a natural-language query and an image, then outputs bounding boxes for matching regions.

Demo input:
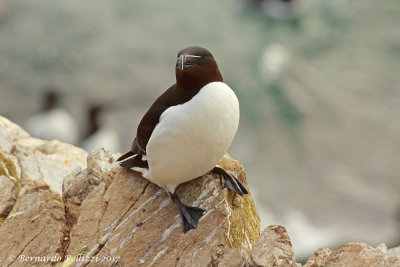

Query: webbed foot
[169,193,204,233]
[212,166,248,196]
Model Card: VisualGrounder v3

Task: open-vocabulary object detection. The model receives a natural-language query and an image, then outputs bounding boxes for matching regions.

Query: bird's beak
[176,55,202,71]
[177,55,185,71]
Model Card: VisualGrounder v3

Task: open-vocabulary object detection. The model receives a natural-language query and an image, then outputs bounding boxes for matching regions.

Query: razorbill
[118,46,248,233]
[25,87,79,145]
[80,104,120,152]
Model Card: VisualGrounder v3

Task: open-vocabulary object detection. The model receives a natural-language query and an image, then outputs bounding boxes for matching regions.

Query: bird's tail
[117,150,135,162]
[118,152,148,169]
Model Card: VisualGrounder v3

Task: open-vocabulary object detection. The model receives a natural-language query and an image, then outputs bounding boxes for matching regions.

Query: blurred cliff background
[0,0,399,260]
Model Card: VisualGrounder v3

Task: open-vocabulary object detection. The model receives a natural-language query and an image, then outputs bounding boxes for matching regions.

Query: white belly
[145,81,239,192]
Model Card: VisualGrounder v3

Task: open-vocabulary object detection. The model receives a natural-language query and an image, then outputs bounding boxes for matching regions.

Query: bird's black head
[175,46,223,89]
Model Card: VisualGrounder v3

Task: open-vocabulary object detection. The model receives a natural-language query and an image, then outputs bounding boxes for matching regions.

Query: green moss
[220,155,261,251]
[0,153,20,188]
[0,153,21,221]
[226,171,261,250]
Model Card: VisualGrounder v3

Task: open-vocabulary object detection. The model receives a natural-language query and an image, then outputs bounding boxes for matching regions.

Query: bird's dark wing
[117,85,178,166]
[121,81,200,159]
[135,84,178,153]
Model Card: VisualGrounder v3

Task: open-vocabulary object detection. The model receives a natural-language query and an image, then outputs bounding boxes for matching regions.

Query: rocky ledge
[0,115,399,267]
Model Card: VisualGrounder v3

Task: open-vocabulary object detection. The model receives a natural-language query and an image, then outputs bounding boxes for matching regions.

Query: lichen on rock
[219,154,260,251]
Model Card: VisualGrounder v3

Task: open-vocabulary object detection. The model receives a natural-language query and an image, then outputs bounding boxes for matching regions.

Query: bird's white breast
[145,81,239,191]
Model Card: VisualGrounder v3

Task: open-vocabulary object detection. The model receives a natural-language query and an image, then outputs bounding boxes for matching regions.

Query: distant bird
[118,46,248,233]
[80,104,120,153]
[25,87,79,145]
[259,43,290,81]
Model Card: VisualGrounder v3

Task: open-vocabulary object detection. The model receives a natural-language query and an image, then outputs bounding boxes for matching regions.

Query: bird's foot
[211,166,248,196]
[169,193,204,233]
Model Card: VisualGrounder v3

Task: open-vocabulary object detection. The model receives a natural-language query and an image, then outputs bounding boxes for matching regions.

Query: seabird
[118,46,248,233]
[80,104,120,152]
[25,87,79,145]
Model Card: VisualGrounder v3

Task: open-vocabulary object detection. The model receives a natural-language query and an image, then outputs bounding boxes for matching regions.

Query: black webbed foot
[212,166,248,196]
[170,193,204,233]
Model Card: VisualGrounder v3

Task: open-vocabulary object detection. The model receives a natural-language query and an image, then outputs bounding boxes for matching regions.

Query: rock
[375,243,387,256]
[249,225,296,267]
[0,175,16,221]
[211,248,248,267]
[304,242,400,267]
[4,116,400,267]
[62,149,119,225]
[386,245,400,258]
[307,242,385,267]
[63,153,260,266]
[0,180,65,266]
[0,115,30,142]
[386,256,400,266]
[0,116,87,195]
[384,245,400,266]
[1,116,262,266]
[14,139,87,195]
[0,116,86,266]
[304,247,333,267]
